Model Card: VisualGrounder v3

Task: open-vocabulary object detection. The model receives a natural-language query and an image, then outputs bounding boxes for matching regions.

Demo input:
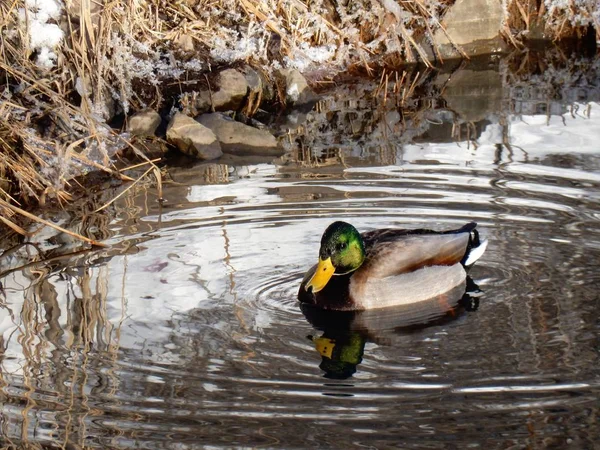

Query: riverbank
[0,0,598,242]
[2,43,600,449]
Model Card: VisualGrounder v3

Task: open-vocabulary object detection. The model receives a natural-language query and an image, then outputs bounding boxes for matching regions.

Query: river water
[1,52,599,448]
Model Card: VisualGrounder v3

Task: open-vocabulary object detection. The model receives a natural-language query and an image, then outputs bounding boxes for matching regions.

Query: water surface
[1,52,600,449]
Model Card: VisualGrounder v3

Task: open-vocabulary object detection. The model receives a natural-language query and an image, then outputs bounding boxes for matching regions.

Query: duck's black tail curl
[456,222,487,267]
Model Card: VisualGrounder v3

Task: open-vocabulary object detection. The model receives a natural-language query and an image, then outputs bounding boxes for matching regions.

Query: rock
[277,69,317,106]
[175,34,195,53]
[192,69,249,113]
[241,66,263,115]
[197,113,283,156]
[426,0,507,59]
[127,109,161,136]
[136,138,169,160]
[216,69,249,105]
[166,113,222,160]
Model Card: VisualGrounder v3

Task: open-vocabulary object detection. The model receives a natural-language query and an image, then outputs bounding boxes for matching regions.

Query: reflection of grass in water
[0,261,128,448]
[286,50,600,172]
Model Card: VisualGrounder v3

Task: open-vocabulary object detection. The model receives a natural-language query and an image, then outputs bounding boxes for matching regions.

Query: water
[1,52,600,449]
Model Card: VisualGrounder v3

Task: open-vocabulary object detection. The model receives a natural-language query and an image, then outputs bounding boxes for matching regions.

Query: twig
[119,158,162,172]
[0,248,95,280]
[94,166,154,213]
[0,214,28,236]
[0,198,108,247]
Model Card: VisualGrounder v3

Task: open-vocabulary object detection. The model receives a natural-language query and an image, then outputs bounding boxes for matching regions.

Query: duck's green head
[306,221,366,293]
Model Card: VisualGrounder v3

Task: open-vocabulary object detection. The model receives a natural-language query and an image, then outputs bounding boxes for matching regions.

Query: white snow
[26,0,62,21]
[20,0,64,69]
[33,41,60,68]
[287,83,300,102]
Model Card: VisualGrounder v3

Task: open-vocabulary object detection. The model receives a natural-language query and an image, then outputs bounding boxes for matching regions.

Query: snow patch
[20,0,64,69]
[287,83,300,102]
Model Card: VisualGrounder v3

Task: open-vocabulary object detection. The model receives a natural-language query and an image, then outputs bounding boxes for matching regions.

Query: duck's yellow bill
[306,257,335,293]
[312,336,335,359]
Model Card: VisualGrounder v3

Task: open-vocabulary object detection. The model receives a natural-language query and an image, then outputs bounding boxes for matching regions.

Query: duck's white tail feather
[465,238,488,266]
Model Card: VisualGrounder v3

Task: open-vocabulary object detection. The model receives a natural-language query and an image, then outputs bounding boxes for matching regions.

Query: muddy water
[1,53,600,448]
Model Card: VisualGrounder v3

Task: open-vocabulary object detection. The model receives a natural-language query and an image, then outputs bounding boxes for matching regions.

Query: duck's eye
[336,242,347,251]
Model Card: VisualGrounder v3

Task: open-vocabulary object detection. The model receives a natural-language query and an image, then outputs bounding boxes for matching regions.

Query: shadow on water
[301,279,481,379]
[1,48,600,448]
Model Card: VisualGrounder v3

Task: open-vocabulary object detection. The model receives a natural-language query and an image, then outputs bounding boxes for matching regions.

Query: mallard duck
[298,221,487,311]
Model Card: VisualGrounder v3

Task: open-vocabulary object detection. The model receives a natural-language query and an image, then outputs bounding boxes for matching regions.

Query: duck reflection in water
[301,279,481,379]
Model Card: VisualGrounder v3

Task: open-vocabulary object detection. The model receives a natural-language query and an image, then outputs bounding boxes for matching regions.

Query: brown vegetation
[0,0,597,241]
[503,0,599,44]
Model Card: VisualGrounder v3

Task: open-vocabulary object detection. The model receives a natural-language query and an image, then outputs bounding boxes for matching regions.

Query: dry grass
[504,0,599,43]
[0,0,596,240]
[0,0,457,222]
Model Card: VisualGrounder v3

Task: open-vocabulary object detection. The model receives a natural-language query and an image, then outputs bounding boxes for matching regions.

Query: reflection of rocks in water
[539,153,600,172]
[415,117,493,144]
[271,102,319,135]
[302,280,481,379]
[505,50,600,117]
[167,161,230,186]
[283,52,600,168]
[443,70,503,122]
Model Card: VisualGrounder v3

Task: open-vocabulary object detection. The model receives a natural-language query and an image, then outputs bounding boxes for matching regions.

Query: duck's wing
[359,224,474,279]
[351,264,467,310]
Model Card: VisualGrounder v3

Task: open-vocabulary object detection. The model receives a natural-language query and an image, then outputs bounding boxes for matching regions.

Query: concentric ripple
[2,102,600,448]
[245,271,306,318]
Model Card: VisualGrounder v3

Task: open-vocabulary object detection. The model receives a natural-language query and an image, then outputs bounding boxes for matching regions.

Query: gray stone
[190,92,211,113]
[242,67,263,115]
[212,69,249,110]
[192,69,249,114]
[166,113,222,160]
[277,69,317,106]
[127,109,161,136]
[428,0,507,59]
[175,34,195,53]
[197,113,283,156]
[136,138,169,160]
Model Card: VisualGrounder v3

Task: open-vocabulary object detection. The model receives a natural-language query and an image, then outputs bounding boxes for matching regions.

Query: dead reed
[0,0,596,242]
[503,0,599,43]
